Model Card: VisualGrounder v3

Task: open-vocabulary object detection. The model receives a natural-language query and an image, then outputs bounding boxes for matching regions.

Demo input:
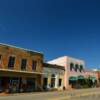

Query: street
[70,95,100,100]
[0,88,100,100]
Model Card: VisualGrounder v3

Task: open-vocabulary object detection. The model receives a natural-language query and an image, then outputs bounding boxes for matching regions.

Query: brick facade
[0,43,44,92]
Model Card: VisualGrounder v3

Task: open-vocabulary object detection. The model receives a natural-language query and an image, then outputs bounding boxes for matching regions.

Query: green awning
[89,76,96,80]
[69,76,78,81]
[78,75,84,80]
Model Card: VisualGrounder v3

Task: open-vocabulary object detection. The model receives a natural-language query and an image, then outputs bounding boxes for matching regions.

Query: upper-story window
[0,55,2,68]
[70,63,74,71]
[8,56,15,69]
[32,60,37,71]
[79,65,84,72]
[75,64,79,72]
[0,55,2,60]
[21,59,27,70]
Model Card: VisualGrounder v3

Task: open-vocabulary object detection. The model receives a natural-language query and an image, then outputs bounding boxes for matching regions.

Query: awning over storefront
[89,76,97,81]
[78,75,84,80]
[69,76,78,81]
[0,69,45,77]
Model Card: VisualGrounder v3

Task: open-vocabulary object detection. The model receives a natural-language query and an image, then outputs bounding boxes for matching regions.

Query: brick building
[0,43,43,93]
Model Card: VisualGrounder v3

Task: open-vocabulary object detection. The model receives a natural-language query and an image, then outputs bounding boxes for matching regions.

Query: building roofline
[0,43,43,56]
[48,55,85,62]
[43,63,65,70]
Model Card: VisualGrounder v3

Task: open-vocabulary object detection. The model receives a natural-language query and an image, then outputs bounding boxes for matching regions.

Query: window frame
[21,58,27,71]
[75,64,79,72]
[79,65,84,72]
[70,63,74,71]
[8,55,16,69]
[58,79,62,87]
[32,60,37,71]
[0,54,2,68]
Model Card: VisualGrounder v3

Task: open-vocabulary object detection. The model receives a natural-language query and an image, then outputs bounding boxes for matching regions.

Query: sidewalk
[0,88,100,100]
[0,93,9,96]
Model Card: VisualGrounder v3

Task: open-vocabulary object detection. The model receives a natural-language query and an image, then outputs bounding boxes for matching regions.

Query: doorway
[43,78,48,89]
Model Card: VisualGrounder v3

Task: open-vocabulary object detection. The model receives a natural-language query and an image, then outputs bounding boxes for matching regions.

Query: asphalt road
[0,88,100,100]
[70,95,100,100]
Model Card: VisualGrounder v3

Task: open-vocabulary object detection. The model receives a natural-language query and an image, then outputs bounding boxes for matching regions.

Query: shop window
[32,60,37,71]
[8,56,15,69]
[58,79,62,87]
[21,59,27,70]
[70,63,74,71]
[27,78,36,92]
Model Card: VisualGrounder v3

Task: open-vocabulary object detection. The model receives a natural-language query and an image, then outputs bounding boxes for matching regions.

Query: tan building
[0,43,43,93]
[85,69,98,80]
[91,69,100,85]
[43,63,65,91]
[97,71,100,82]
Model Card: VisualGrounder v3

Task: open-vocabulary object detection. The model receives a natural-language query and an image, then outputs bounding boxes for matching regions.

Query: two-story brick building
[0,43,44,93]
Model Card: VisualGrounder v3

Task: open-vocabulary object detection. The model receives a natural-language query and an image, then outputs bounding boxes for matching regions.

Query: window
[32,60,37,70]
[21,59,27,70]
[51,74,55,78]
[51,74,55,88]
[0,55,2,68]
[58,79,62,87]
[27,78,36,91]
[0,55,2,60]
[80,65,83,72]
[75,64,79,72]
[70,63,74,71]
[8,56,15,69]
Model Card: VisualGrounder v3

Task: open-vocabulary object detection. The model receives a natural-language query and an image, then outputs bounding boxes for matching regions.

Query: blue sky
[0,0,100,68]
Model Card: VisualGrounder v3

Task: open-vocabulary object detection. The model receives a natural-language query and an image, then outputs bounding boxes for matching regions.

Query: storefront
[78,75,85,87]
[0,77,19,93]
[69,75,85,89]
[43,63,65,91]
[0,69,43,93]
[69,76,77,88]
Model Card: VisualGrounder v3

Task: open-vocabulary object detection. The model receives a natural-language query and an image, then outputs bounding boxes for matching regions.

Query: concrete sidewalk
[0,88,100,100]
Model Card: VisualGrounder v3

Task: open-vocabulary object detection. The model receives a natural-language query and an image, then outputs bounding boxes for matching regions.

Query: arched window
[79,65,84,72]
[70,63,74,71]
[51,74,55,78]
[51,74,55,88]
[75,64,79,72]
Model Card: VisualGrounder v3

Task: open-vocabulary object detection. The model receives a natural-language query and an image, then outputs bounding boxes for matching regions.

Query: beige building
[43,63,65,90]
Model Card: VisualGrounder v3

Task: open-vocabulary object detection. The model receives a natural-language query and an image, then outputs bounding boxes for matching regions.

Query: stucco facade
[85,70,98,79]
[43,63,65,90]
[48,56,86,89]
